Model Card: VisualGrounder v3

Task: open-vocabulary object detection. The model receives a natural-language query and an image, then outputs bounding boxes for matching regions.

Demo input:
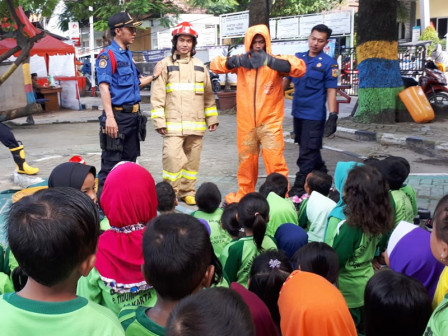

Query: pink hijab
[96,162,157,290]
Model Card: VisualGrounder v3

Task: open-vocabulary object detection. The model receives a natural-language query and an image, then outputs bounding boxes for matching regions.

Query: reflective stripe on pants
[162,135,203,198]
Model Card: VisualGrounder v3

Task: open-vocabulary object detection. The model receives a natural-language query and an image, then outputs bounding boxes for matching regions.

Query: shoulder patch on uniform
[99,59,108,69]
[99,54,109,60]
[332,68,339,77]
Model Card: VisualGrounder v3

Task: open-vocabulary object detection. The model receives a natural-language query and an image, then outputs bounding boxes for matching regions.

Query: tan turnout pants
[162,135,203,198]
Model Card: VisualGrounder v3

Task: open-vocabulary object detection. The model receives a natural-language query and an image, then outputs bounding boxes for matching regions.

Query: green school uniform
[390,189,415,226]
[191,209,231,257]
[119,305,165,336]
[220,235,277,288]
[266,192,299,237]
[77,267,157,315]
[400,184,418,217]
[425,295,448,335]
[331,220,381,309]
[0,292,124,335]
[324,216,342,246]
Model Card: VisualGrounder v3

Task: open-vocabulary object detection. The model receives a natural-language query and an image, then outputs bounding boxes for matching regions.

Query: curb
[337,127,448,160]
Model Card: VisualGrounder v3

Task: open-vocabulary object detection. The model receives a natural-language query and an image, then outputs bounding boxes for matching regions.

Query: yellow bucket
[398,86,435,123]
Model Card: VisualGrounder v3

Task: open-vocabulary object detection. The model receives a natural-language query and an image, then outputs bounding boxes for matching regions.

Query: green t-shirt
[425,296,448,335]
[191,209,231,257]
[119,305,165,336]
[0,292,124,335]
[390,189,415,226]
[331,220,382,308]
[400,184,418,217]
[297,198,309,230]
[77,267,157,315]
[266,192,299,237]
[324,216,342,246]
[0,272,13,294]
[219,235,277,288]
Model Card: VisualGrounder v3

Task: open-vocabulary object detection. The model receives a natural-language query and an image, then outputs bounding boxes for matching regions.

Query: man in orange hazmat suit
[211,24,306,204]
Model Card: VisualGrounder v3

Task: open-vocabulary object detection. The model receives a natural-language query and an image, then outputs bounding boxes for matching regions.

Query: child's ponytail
[237,192,270,251]
[253,212,267,250]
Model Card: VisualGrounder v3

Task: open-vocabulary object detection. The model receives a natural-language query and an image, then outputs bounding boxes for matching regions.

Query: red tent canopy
[0,6,75,57]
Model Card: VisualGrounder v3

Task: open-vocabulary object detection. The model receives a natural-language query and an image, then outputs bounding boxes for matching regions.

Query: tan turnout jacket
[151,51,218,136]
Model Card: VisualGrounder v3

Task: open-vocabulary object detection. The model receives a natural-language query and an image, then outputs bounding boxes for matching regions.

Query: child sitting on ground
[220,192,277,287]
[192,182,231,257]
[330,165,394,331]
[155,181,177,214]
[77,162,158,315]
[293,242,339,285]
[425,194,448,335]
[248,250,293,329]
[374,157,415,226]
[0,188,124,335]
[259,173,298,237]
[165,287,255,336]
[365,269,432,336]
[300,170,336,242]
[119,213,223,335]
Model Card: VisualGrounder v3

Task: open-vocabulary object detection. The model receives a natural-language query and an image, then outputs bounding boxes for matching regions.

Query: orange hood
[244,24,272,54]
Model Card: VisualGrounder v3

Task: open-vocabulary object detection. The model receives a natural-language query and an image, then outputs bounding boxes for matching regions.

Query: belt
[113,103,139,113]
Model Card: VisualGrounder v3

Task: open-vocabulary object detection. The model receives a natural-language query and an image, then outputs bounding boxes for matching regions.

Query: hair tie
[254,212,260,217]
[269,259,281,269]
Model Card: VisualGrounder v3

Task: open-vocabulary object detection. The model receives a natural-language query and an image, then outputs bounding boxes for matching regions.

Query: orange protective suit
[211,24,306,204]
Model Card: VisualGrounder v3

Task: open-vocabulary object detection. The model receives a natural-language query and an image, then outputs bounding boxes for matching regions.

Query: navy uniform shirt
[291,50,338,121]
[96,40,141,106]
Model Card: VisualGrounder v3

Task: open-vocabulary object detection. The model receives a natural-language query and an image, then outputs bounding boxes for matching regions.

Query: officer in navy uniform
[284,24,339,197]
[96,12,161,200]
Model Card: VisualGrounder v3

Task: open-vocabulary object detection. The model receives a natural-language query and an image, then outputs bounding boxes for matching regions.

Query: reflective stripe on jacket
[151,52,218,136]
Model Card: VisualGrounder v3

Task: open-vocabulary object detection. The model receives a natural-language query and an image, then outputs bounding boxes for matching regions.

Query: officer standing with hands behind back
[284,24,339,198]
[96,12,162,200]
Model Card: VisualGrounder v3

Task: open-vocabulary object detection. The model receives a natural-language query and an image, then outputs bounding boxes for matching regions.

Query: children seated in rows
[77,162,158,314]
[0,188,124,335]
[119,213,222,335]
[192,182,231,257]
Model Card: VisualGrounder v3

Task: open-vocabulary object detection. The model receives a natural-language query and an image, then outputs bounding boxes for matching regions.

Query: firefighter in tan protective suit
[211,24,306,204]
[151,22,219,205]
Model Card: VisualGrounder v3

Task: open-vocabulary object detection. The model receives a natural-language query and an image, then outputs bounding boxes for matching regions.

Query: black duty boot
[289,172,307,197]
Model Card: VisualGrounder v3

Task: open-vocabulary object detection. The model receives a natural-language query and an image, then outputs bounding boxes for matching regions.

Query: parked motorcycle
[420,61,448,105]
[402,60,448,105]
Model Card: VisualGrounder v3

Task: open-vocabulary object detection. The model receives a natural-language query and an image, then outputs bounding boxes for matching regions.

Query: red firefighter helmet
[172,22,198,38]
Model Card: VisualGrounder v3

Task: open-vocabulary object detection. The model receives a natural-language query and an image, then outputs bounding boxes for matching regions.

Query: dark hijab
[48,162,96,190]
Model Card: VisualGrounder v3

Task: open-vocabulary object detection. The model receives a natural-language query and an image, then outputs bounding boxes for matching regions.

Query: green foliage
[271,0,342,16]
[188,0,241,15]
[188,0,341,16]
[0,0,181,33]
[59,0,181,32]
[419,25,440,56]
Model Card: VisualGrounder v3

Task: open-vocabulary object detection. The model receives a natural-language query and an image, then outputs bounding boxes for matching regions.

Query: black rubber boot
[289,172,307,197]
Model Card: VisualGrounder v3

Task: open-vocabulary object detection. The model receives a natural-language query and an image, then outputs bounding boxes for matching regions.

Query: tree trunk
[355,0,407,123]
[249,0,270,27]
